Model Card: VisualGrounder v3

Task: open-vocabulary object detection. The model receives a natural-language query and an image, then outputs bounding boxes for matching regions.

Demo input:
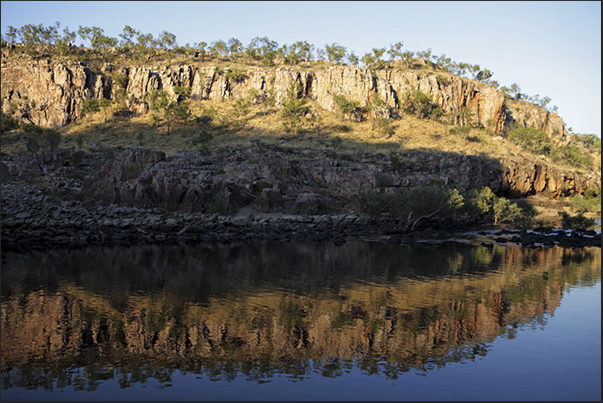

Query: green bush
[333,124,351,133]
[508,126,553,155]
[491,197,521,225]
[192,129,213,155]
[462,186,521,224]
[402,90,437,119]
[558,211,596,232]
[359,191,400,218]
[570,195,588,214]
[281,98,307,117]
[1,112,19,133]
[332,95,359,119]
[436,75,449,86]
[508,126,595,168]
[22,123,62,163]
[224,69,247,83]
[554,144,593,167]
[361,184,524,229]
[573,133,601,153]
[464,186,495,217]
[582,186,601,212]
[360,182,464,230]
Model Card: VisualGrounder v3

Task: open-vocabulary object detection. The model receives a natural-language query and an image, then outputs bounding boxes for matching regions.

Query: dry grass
[0,94,547,164]
[0,78,597,180]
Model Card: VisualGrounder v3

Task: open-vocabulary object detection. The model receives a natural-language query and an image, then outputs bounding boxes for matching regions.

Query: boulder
[258,188,285,213]
[294,193,327,215]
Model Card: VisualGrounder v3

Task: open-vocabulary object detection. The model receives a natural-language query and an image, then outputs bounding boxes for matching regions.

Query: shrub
[69,150,84,166]
[359,191,400,218]
[173,86,192,99]
[517,203,539,231]
[112,74,129,89]
[207,191,230,214]
[555,144,593,167]
[233,98,249,117]
[331,136,343,153]
[374,118,395,138]
[22,124,62,163]
[224,69,247,83]
[509,126,595,167]
[436,75,449,86]
[1,112,19,133]
[574,133,601,153]
[333,124,351,133]
[281,98,307,117]
[332,95,359,120]
[491,197,521,225]
[570,195,588,214]
[360,182,464,230]
[388,151,403,171]
[449,126,472,143]
[464,186,495,217]
[402,90,436,119]
[507,126,572,162]
[192,129,213,155]
[558,211,596,232]
[462,186,522,225]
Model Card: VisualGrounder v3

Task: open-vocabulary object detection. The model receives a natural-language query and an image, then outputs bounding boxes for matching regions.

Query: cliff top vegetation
[1,23,600,178]
[1,22,560,109]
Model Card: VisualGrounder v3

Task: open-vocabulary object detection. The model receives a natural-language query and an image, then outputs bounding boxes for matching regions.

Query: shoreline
[2,182,600,254]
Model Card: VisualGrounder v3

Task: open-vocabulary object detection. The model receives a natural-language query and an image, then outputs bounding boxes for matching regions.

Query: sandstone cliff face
[505,99,567,144]
[1,58,567,143]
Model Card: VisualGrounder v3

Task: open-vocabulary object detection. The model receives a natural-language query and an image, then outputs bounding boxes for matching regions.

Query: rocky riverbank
[0,181,382,252]
[1,146,600,253]
[2,179,600,253]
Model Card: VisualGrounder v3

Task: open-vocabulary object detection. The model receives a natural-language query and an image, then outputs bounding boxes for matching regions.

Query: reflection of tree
[1,244,600,390]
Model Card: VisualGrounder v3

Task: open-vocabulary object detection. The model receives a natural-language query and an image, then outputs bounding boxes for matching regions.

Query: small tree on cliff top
[325,43,347,64]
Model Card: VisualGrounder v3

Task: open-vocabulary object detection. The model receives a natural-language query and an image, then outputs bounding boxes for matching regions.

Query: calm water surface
[1,240,600,401]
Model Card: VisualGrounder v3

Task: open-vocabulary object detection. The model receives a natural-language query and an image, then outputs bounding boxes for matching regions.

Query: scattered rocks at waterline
[2,180,600,253]
[0,182,382,252]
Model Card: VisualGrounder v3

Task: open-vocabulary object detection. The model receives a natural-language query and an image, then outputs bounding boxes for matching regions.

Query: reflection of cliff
[1,243,600,386]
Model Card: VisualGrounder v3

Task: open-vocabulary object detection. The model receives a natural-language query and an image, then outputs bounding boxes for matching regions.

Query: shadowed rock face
[0,60,568,144]
[79,148,594,214]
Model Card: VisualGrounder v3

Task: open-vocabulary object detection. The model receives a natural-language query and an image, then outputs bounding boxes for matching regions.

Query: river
[1,239,600,401]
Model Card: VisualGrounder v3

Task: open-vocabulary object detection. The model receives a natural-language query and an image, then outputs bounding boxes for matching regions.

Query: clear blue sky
[2,1,601,137]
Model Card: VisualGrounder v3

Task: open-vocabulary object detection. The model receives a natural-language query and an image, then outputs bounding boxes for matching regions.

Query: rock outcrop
[1,57,569,144]
[79,148,595,215]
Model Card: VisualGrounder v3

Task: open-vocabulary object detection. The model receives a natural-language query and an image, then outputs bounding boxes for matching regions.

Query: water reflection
[1,241,600,392]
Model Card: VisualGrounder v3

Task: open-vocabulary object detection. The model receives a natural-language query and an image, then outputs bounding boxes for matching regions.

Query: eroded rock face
[79,148,597,215]
[1,59,567,142]
[505,99,568,145]
[81,149,256,213]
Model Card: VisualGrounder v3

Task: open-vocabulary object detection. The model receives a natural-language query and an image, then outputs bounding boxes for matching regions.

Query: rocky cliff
[1,57,568,144]
[79,147,593,216]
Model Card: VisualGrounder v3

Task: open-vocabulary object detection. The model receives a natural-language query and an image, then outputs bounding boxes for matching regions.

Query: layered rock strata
[1,59,568,144]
